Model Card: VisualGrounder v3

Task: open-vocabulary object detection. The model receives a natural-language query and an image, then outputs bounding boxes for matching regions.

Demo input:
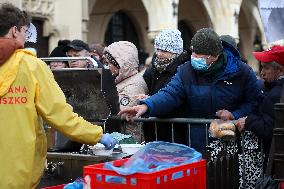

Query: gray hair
[262,61,284,69]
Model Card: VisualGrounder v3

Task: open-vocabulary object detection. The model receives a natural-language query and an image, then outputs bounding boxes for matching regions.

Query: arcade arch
[88,0,149,53]
[239,0,264,72]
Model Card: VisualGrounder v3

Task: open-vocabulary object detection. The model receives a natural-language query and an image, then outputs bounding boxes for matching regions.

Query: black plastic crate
[274,129,284,155]
[274,103,284,129]
[274,154,284,180]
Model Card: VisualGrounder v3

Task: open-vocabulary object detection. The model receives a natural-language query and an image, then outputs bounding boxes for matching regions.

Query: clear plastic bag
[209,119,236,141]
[104,141,202,175]
[63,177,83,189]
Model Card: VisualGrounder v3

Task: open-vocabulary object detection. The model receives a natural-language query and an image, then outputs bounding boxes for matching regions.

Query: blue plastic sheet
[104,141,202,176]
[63,177,83,189]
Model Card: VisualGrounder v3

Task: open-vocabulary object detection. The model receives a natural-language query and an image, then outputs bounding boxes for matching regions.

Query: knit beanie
[191,28,223,56]
[154,28,183,55]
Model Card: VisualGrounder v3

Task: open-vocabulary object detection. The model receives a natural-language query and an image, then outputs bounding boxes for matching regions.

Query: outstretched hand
[118,104,148,121]
[216,109,235,121]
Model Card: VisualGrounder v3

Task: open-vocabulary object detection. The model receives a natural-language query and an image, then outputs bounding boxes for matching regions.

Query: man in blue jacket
[119,28,261,153]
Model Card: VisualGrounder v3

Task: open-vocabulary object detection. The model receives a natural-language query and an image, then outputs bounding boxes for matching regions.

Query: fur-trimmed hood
[104,41,139,83]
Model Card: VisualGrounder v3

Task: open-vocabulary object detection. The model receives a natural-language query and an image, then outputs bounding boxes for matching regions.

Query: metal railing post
[155,122,158,141]
[171,122,175,143]
[205,123,209,146]
[188,123,191,147]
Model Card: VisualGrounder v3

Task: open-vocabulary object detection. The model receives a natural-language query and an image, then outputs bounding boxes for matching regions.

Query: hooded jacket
[104,41,148,109]
[104,41,147,142]
[0,38,103,189]
[141,42,261,151]
[143,42,260,118]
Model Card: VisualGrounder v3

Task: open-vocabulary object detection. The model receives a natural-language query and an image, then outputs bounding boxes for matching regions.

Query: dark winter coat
[245,77,284,154]
[142,50,190,144]
[142,42,262,152]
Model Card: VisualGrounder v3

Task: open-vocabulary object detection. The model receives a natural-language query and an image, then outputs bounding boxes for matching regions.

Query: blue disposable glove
[99,133,117,150]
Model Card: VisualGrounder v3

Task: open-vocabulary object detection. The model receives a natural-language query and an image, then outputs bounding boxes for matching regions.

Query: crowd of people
[1,2,284,189]
[46,28,283,188]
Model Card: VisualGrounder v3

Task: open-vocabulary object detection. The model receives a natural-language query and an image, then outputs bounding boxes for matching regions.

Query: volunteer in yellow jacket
[0,3,116,189]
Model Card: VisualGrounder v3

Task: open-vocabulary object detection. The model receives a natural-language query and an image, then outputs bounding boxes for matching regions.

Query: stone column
[1,0,22,7]
[82,0,89,42]
[142,0,179,42]
[210,0,242,41]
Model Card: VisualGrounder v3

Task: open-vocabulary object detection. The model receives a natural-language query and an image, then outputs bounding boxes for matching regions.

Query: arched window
[105,11,148,65]
[105,11,139,48]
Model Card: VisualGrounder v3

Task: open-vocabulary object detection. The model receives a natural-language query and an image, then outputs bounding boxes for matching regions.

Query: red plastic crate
[84,158,206,189]
[41,184,65,189]
[280,181,284,189]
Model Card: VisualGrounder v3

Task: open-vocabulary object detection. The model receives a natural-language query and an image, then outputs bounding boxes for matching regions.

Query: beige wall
[142,0,177,38]
[16,0,264,72]
[0,0,22,7]
[52,0,83,41]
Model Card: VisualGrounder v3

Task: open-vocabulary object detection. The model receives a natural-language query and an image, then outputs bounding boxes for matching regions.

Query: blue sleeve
[141,70,186,117]
[231,66,262,119]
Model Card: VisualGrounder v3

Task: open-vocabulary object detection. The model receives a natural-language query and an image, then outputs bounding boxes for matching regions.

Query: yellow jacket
[0,44,103,188]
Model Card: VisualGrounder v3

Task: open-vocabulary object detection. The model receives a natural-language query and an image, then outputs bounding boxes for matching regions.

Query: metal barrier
[110,116,213,145]
[40,57,98,68]
[273,103,284,180]
[109,116,265,189]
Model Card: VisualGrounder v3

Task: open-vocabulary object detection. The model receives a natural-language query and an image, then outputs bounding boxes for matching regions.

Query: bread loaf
[209,119,236,140]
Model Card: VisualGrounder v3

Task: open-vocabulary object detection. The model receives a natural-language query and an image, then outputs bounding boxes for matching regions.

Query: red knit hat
[253,45,284,65]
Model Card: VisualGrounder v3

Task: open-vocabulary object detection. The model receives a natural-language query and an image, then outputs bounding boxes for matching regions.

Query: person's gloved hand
[99,133,117,150]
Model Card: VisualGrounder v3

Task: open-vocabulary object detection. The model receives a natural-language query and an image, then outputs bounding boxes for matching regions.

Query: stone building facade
[4,0,265,72]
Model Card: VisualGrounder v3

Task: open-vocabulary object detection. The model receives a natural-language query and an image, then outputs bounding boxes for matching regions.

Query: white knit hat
[154,28,183,55]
